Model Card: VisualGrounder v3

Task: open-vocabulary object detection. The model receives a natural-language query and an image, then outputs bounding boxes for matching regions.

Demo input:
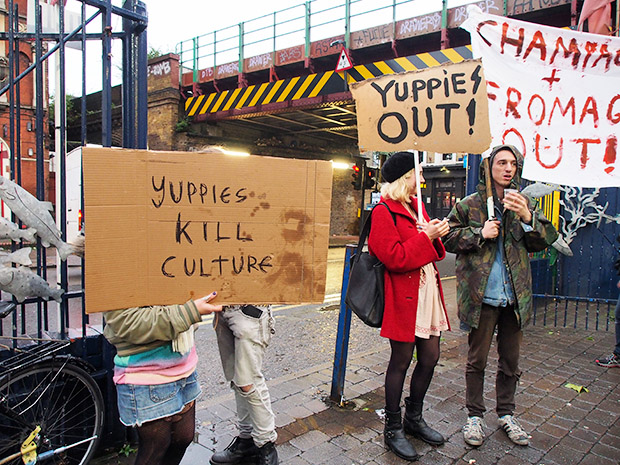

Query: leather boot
[403,397,445,445]
[209,436,259,464]
[384,409,419,461]
[257,441,278,465]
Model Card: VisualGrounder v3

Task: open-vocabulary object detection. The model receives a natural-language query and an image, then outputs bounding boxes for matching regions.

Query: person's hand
[481,219,501,240]
[617,279,620,289]
[422,218,450,240]
[503,192,532,223]
[194,292,223,315]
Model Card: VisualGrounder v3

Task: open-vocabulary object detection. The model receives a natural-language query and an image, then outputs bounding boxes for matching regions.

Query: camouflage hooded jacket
[442,145,559,329]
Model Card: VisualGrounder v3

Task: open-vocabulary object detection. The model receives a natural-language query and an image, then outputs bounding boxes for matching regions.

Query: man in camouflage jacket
[443,145,558,448]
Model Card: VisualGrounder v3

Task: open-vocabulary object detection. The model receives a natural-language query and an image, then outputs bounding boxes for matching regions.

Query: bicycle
[0,302,105,465]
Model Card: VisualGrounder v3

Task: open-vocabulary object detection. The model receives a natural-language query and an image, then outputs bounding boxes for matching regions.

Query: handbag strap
[354,202,396,260]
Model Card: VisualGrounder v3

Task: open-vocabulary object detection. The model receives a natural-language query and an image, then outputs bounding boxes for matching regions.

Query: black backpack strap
[355,202,397,260]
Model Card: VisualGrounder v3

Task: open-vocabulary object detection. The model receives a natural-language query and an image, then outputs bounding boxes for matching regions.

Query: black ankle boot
[384,409,419,461]
[210,436,259,464]
[403,398,445,445]
[257,441,278,465]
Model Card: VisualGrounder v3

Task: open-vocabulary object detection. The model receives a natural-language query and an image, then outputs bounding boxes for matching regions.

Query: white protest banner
[462,5,620,187]
[350,60,491,154]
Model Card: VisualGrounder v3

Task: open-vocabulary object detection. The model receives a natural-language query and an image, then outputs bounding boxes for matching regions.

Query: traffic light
[351,162,362,190]
[364,167,377,189]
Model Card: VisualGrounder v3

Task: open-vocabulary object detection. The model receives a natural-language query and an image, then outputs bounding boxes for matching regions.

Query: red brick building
[0,0,53,214]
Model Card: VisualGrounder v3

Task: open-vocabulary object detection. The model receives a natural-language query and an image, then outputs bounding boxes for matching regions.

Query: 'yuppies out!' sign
[350,59,492,154]
[82,148,332,313]
[463,5,620,187]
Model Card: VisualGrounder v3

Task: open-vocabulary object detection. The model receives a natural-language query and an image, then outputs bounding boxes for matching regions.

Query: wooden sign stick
[483,157,495,220]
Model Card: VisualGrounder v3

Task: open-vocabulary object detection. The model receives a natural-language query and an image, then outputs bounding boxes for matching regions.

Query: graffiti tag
[147,61,171,77]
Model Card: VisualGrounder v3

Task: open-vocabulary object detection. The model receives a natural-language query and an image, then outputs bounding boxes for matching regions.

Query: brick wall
[145,54,366,237]
[330,168,364,236]
[147,54,181,151]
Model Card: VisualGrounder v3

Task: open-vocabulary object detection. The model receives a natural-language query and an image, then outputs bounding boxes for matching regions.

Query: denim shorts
[115,371,201,427]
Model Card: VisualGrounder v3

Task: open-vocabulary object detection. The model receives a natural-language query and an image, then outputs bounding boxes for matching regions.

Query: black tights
[134,401,195,465]
[385,336,440,412]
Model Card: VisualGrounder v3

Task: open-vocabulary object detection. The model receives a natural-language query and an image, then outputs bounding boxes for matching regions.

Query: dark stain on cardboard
[282,210,310,242]
[265,252,303,285]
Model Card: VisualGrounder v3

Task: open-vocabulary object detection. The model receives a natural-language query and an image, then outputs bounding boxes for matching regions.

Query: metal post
[616,0,620,36]
[81,1,87,146]
[441,0,449,49]
[465,153,481,196]
[192,36,198,84]
[51,0,66,338]
[135,1,148,149]
[238,22,244,74]
[305,1,311,65]
[102,0,113,147]
[359,159,366,231]
[344,0,350,50]
[122,0,148,149]
[122,5,135,149]
[330,244,355,404]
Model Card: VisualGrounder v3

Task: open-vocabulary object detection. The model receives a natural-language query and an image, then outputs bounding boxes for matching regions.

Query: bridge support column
[147,53,182,151]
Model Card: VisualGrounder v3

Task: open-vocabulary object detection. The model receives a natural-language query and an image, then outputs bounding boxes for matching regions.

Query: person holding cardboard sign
[103,292,222,465]
[368,151,450,461]
[209,305,278,465]
[443,145,558,448]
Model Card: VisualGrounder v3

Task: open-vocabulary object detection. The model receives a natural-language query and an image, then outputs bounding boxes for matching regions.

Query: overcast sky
[56,0,468,95]
[146,0,293,55]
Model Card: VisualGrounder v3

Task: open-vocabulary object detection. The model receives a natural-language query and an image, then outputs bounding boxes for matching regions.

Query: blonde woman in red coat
[368,151,451,461]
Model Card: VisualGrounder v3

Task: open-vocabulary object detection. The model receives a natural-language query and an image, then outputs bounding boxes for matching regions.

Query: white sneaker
[463,416,485,446]
[498,414,529,446]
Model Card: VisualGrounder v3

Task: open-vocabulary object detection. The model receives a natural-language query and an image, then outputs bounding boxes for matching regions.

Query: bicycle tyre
[0,360,104,465]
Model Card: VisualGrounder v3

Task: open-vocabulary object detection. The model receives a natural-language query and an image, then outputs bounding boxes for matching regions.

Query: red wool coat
[368,197,450,342]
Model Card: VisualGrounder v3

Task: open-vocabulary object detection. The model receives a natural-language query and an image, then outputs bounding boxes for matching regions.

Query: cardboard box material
[350,59,491,154]
[83,148,332,313]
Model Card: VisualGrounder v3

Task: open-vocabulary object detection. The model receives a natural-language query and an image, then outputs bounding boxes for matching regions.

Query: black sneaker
[257,441,278,465]
[210,436,259,464]
[596,353,620,368]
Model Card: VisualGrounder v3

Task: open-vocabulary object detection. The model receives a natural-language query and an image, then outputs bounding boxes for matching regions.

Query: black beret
[381,151,415,183]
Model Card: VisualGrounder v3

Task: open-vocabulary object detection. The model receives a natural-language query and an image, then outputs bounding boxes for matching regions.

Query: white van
[64,146,88,243]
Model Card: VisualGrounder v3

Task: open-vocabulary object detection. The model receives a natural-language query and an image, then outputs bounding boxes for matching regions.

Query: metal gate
[466,154,620,331]
[0,0,147,446]
[532,187,620,331]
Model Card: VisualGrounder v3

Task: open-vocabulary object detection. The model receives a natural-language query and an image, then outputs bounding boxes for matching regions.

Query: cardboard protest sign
[463,6,620,187]
[350,59,491,153]
[82,147,332,313]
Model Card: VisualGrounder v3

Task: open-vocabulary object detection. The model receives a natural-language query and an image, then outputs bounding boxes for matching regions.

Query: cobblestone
[93,280,620,465]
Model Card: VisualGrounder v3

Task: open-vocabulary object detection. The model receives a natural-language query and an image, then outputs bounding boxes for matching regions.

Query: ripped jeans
[214,305,277,447]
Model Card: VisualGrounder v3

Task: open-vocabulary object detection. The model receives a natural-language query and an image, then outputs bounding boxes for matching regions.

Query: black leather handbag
[345,202,394,328]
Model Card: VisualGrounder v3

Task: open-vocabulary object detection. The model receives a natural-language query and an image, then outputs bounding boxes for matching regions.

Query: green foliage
[48,94,81,127]
[175,118,190,133]
[118,443,137,457]
[148,47,164,60]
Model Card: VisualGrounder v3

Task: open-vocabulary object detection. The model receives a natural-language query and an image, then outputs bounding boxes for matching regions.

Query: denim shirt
[482,206,516,308]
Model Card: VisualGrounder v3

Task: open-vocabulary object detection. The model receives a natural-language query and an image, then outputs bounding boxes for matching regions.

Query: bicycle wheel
[0,360,104,465]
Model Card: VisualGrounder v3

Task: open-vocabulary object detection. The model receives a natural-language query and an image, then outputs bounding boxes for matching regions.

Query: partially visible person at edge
[209,304,278,465]
[103,292,222,465]
[442,145,559,448]
[367,151,451,461]
[595,233,620,368]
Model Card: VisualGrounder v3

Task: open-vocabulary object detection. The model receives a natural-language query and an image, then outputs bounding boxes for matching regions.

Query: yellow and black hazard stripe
[345,45,472,82]
[185,45,472,117]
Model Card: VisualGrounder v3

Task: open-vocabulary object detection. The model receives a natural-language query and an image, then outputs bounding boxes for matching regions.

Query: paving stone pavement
[181,279,620,465]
